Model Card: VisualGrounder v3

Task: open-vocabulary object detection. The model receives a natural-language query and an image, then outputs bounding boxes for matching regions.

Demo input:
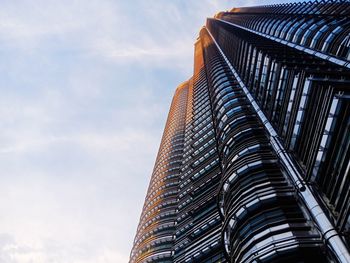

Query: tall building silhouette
[130,1,350,262]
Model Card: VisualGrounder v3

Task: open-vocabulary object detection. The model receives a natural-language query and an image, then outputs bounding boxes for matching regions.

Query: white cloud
[0,0,234,69]
[0,233,129,263]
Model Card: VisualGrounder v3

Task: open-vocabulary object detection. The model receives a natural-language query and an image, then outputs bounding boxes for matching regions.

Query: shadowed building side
[173,39,226,262]
[200,26,328,263]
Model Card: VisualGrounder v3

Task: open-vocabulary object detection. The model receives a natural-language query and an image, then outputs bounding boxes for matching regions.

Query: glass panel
[290,78,311,149]
[312,96,339,179]
[283,74,299,137]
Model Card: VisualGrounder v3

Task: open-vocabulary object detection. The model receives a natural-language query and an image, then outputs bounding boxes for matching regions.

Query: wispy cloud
[0,233,129,263]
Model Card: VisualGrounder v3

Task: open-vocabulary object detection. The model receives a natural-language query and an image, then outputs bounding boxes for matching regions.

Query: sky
[0,0,302,262]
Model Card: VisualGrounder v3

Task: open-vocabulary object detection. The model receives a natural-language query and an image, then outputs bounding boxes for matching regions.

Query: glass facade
[129,82,189,263]
[130,1,350,262]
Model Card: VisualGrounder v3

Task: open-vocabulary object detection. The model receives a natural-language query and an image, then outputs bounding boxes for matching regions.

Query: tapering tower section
[173,39,226,262]
[131,1,350,262]
[130,82,190,263]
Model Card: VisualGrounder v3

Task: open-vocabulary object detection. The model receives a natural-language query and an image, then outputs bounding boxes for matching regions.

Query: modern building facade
[130,1,350,262]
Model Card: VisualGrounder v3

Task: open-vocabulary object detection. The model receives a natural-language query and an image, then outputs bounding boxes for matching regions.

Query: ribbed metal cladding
[202,1,350,261]
[173,40,226,263]
[130,82,190,263]
[212,4,350,249]
[204,2,350,261]
[131,1,350,262]
[198,27,328,263]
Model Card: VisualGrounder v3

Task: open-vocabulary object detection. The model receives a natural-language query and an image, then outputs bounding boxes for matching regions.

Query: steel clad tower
[130,1,350,262]
[130,82,190,263]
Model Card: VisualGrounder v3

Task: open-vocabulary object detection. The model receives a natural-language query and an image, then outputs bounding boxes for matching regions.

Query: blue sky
[0,0,301,262]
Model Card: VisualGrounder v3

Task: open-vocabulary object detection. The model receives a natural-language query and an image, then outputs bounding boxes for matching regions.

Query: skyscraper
[130,1,350,262]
